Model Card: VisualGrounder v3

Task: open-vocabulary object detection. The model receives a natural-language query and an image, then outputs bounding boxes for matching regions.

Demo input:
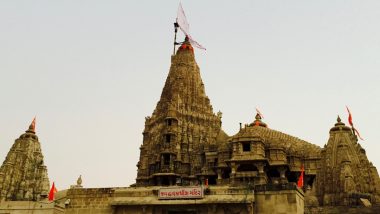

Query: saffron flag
[346,106,353,126]
[30,117,36,132]
[48,182,58,201]
[297,165,304,188]
[345,106,364,140]
[176,2,206,50]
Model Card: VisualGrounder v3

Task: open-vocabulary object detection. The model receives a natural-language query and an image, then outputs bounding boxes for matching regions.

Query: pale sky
[1,1,379,189]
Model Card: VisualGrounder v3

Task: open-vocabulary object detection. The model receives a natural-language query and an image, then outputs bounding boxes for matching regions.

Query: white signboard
[158,186,204,199]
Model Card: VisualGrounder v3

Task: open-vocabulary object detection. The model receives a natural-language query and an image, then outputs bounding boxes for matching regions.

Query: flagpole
[173,22,179,55]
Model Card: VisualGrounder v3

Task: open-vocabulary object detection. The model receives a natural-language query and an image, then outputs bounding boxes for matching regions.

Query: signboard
[158,186,204,199]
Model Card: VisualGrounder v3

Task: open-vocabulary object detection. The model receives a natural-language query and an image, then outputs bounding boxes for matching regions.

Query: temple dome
[231,118,321,158]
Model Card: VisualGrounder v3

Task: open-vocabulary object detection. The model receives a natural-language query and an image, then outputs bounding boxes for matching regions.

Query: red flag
[48,182,58,201]
[346,106,353,126]
[346,106,364,140]
[297,165,304,188]
[30,117,36,132]
[176,3,206,50]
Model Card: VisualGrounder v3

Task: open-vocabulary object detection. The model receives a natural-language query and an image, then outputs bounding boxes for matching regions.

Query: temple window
[163,154,170,165]
[242,142,251,152]
[165,134,171,143]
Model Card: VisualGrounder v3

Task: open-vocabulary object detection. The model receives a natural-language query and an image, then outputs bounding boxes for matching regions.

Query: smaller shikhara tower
[136,37,227,186]
[316,117,380,205]
[0,120,50,201]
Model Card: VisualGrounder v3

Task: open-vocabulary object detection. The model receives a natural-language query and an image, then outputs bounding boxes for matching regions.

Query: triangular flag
[48,182,58,201]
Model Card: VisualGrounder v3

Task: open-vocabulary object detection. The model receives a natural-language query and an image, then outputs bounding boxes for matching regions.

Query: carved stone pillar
[254,162,267,185]
[217,169,222,185]
[278,166,288,184]
[230,163,236,185]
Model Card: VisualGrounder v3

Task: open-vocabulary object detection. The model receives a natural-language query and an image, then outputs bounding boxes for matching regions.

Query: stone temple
[1,37,380,213]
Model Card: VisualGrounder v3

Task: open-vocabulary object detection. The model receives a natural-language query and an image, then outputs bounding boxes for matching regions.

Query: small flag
[346,106,353,126]
[176,2,206,50]
[297,165,304,188]
[345,106,364,140]
[256,107,264,119]
[30,117,36,132]
[48,182,58,201]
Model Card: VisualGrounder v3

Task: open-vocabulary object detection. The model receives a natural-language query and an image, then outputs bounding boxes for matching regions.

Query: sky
[1,1,379,189]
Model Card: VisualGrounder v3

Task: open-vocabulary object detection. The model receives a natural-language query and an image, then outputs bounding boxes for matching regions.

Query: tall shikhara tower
[136,38,227,186]
[0,120,50,201]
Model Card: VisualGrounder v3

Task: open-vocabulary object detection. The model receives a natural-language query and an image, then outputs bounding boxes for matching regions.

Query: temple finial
[77,175,82,186]
[255,113,262,120]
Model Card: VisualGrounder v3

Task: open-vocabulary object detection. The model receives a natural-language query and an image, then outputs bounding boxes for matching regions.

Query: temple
[1,37,380,213]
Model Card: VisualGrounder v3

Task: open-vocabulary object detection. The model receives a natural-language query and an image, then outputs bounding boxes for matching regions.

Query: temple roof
[231,119,321,158]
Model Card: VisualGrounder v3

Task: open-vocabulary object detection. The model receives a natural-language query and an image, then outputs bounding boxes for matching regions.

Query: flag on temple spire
[48,182,58,201]
[176,2,206,50]
[297,165,304,188]
[345,106,364,140]
[346,106,353,126]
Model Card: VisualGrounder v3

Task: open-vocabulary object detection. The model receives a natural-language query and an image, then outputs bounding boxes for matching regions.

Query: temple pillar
[217,169,222,185]
[230,163,237,185]
[254,162,267,185]
[278,166,288,184]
